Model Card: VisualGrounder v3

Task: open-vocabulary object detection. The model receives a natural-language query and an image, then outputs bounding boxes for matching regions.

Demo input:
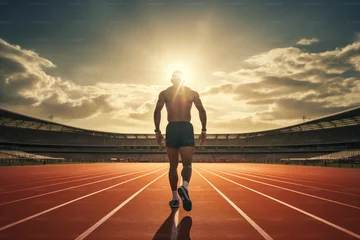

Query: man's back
[161,86,196,122]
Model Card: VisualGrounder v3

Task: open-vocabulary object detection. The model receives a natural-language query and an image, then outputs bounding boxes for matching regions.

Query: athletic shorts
[166,122,195,148]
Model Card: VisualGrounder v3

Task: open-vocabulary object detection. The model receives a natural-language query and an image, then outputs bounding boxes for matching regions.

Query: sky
[1,0,360,134]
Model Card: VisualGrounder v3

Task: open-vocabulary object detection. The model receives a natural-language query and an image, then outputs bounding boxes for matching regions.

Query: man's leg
[167,147,179,207]
[167,147,179,191]
[177,146,195,211]
[179,146,195,185]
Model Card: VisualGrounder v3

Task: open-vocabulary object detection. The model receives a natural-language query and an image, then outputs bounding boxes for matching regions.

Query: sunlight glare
[166,63,193,84]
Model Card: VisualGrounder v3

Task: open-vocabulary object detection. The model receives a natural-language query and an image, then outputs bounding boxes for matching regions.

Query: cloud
[296,38,319,45]
[1,37,359,133]
[0,38,163,121]
[255,99,355,121]
[211,116,281,133]
[128,102,155,121]
[203,38,360,122]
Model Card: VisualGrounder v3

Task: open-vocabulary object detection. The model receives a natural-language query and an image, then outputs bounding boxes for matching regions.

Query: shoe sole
[178,187,192,211]
[169,203,179,208]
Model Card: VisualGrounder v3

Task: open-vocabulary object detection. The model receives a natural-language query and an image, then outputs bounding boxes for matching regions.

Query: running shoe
[169,199,179,208]
[178,186,192,211]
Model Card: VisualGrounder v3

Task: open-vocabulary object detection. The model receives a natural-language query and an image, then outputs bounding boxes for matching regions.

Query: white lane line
[194,168,273,240]
[74,171,168,240]
[0,170,136,195]
[207,168,360,210]
[236,171,355,189]
[1,171,105,190]
[200,167,360,239]
[0,167,166,232]
[0,168,153,206]
[219,167,360,198]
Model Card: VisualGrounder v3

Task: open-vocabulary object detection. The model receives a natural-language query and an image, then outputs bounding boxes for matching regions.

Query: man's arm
[193,91,207,130]
[154,91,165,131]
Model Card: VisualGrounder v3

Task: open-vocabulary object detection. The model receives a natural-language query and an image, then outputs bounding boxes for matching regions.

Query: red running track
[0,163,359,240]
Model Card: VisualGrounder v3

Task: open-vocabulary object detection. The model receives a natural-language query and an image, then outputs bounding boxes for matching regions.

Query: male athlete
[153,71,207,211]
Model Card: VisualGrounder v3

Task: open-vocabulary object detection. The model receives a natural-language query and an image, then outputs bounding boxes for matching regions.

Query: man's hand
[197,131,207,146]
[156,131,165,147]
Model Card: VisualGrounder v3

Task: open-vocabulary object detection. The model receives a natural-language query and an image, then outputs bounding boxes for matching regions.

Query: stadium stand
[0,106,360,166]
[138,154,168,162]
[309,150,360,160]
[0,150,64,165]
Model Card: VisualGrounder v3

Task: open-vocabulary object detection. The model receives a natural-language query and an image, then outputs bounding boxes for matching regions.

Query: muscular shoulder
[159,88,171,101]
[181,86,196,95]
[190,89,200,99]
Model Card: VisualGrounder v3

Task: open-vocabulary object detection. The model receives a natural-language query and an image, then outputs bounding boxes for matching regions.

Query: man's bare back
[160,86,200,122]
[153,71,207,147]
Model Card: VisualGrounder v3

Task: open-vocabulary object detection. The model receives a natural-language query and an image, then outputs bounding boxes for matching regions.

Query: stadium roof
[0,106,360,139]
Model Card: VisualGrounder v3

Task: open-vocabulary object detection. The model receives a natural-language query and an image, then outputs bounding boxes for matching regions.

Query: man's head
[171,71,185,86]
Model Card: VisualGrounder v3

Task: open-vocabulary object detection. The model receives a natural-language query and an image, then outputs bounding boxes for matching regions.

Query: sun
[165,62,193,84]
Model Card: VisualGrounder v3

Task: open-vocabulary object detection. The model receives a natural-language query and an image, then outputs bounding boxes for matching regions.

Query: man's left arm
[194,91,207,145]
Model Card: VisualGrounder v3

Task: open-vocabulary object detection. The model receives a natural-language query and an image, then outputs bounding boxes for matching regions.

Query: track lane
[0,166,165,228]
[0,164,148,192]
[207,168,360,209]
[218,167,360,198]
[1,162,359,240]
[0,164,117,187]
[200,167,360,235]
[0,164,159,201]
[75,171,168,240]
[0,167,167,240]
[84,164,270,240]
[221,169,360,197]
[216,164,360,193]
[0,168,156,206]
[195,167,358,240]
[0,171,119,193]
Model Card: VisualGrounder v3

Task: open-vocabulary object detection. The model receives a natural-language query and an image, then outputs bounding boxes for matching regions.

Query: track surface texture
[0,163,359,240]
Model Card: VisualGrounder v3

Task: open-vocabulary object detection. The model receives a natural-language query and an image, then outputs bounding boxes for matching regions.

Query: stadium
[1,107,360,239]
[1,106,360,166]
[2,0,360,238]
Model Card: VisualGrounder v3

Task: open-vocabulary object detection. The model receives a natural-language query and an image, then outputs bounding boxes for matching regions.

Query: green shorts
[166,122,195,148]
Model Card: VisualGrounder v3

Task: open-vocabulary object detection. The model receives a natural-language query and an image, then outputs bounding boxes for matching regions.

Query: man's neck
[173,84,184,88]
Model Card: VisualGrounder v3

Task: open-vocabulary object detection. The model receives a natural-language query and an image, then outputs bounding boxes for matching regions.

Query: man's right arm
[154,92,165,147]
[154,91,165,132]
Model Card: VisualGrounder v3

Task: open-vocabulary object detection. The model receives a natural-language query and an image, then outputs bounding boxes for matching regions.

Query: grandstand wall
[1,124,359,148]
[1,106,360,155]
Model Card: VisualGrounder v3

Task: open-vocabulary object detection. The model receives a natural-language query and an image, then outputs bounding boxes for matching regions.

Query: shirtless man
[153,71,207,212]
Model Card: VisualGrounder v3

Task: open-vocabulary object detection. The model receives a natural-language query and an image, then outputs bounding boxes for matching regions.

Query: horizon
[1,103,359,135]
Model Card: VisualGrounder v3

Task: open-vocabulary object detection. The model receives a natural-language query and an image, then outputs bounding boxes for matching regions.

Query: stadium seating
[310,150,360,160]
[0,150,64,163]
[1,107,360,165]
[1,124,359,147]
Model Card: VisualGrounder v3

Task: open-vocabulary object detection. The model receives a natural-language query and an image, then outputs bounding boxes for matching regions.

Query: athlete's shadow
[153,208,192,240]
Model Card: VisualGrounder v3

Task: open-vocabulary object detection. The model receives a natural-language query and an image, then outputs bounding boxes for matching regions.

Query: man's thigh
[167,147,179,167]
[179,146,195,164]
